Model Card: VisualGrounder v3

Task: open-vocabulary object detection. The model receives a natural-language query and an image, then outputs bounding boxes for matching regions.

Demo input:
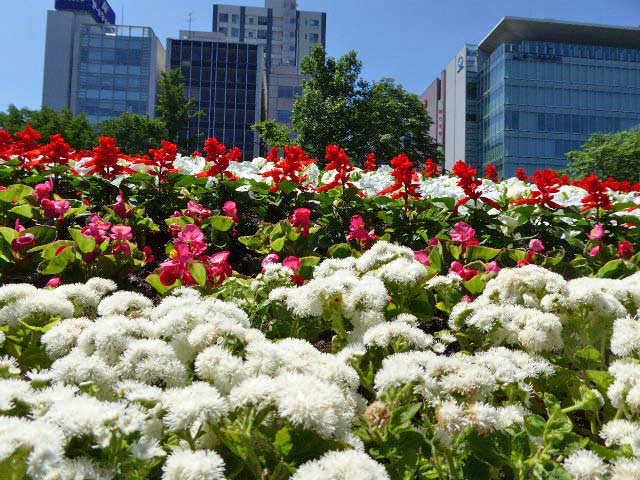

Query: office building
[422,75,445,149]
[42,0,165,123]
[211,0,326,126]
[167,34,265,159]
[426,17,640,177]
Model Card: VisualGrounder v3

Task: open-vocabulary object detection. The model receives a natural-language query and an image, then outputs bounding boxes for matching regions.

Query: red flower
[577,174,613,213]
[24,134,74,170]
[364,153,377,172]
[13,125,42,155]
[511,169,564,209]
[261,146,315,193]
[283,256,302,271]
[46,276,62,288]
[114,190,133,219]
[160,242,196,286]
[195,137,241,180]
[261,253,280,269]
[452,161,502,213]
[205,251,232,286]
[423,158,442,178]
[378,153,420,203]
[41,198,70,221]
[414,250,431,266]
[618,241,635,260]
[317,145,354,192]
[484,164,499,182]
[449,261,478,281]
[290,208,312,237]
[148,140,179,183]
[84,137,128,179]
[346,215,377,250]
[143,246,155,264]
[0,129,14,159]
[516,167,530,182]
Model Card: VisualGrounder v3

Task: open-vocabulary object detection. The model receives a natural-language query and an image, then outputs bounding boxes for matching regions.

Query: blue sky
[1,0,639,111]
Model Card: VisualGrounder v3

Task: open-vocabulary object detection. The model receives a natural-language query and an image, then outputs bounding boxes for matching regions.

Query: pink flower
[11,233,35,252]
[206,251,232,285]
[186,201,211,224]
[113,242,131,257]
[223,201,239,224]
[589,246,601,257]
[177,224,207,255]
[461,295,474,303]
[414,250,431,266]
[14,219,25,233]
[283,256,302,271]
[618,241,635,260]
[486,260,501,273]
[110,225,133,241]
[168,223,182,237]
[160,242,196,286]
[450,221,476,244]
[346,215,377,249]
[529,239,545,253]
[46,276,61,288]
[143,246,155,264]
[428,237,441,247]
[588,223,605,240]
[114,190,133,218]
[41,198,70,221]
[449,261,478,281]
[262,253,280,268]
[34,178,54,202]
[82,214,111,244]
[290,208,311,237]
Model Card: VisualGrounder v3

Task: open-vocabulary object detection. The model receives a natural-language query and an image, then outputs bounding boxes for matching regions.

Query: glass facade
[478,40,640,177]
[76,25,154,124]
[168,40,261,159]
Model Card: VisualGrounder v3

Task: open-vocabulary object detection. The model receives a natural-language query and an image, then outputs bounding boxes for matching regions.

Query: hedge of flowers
[1,127,640,479]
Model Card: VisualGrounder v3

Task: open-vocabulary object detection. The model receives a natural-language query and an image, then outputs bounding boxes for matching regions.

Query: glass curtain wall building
[42,1,165,123]
[167,38,264,159]
[433,18,640,177]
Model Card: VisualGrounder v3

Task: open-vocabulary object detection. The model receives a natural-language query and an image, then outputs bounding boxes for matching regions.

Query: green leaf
[525,414,546,437]
[69,229,96,254]
[0,227,18,245]
[188,262,208,286]
[0,184,33,203]
[298,256,320,278]
[9,204,34,219]
[328,243,352,258]
[428,246,443,272]
[270,236,286,252]
[147,273,176,295]
[210,215,234,232]
[466,245,501,262]
[449,243,463,260]
[463,275,486,295]
[37,245,76,275]
[597,259,626,279]
[586,370,615,391]
[24,226,56,245]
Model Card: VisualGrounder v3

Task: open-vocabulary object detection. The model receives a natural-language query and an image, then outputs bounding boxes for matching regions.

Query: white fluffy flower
[194,345,246,393]
[0,288,74,327]
[49,349,118,393]
[162,382,228,432]
[292,449,390,480]
[363,321,433,350]
[118,339,189,388]
[162,449,226,480]
[611,458,640,480]
[41,317,93,359]
[97,291,153,317]
[611,315,640,357]
[563,449,607,480]
[600,419,640,455]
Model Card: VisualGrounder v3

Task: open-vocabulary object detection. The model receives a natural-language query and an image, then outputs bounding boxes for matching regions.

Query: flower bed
[1,128,640,479]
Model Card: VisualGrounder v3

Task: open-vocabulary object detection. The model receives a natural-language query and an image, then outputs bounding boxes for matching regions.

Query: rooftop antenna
[187,12,194,38]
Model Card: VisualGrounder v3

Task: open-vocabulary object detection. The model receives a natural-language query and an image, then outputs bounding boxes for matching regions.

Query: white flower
[563,449,607,480]
[174,154,207,175]
[0,288,74,327]
[132,436,166,460]
[51,457,114,480]
[194,345,246,393]
[49,349,118,393]
[436,400,470,434]
[162,382,228,432]
[116,381,163,406]
[611,458,640,480]
[0,378,33,411]
[228,375,278,410]
[601,419,640,455]
[97,291,153,317]
[355,241,415,274]
[118,339,189,388]
[85,277,118,297]
[292,450,390,480]
[611,315,640,357]
[0,355,20,378]
[162,449,226,480]
[41,317,93,359]
[57,283,102,310]
[363,320,433,350]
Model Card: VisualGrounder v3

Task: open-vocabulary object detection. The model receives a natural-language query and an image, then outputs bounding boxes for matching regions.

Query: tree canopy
[156,68,203,147]
[283,45,437,165]
[567,129,640,181]
[98,113,167,155]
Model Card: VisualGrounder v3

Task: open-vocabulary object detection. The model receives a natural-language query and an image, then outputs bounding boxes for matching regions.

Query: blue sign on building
[55,0,116,25]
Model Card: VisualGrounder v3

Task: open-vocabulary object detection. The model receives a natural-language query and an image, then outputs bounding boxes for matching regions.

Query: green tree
[252,119,294,150]
[0,105,98,150]
[567,129,640,181]
[156,68,203,146]
[290,45,437,165]
[98,113,168,155]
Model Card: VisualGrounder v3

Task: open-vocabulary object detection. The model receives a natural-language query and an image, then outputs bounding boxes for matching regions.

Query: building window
[231,28,240,37]
[258,16,269,26]
[306,19,320,27]
[231,14,240,24]
[277,110,291,123]
[309,33,319,42]
[257,30,267,39]
[247,31,256,38]
[218,27,228,35]
[247,16,255,24]
[219,13,229,23]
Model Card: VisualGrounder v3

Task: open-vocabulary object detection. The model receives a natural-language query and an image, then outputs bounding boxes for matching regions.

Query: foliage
[98,113,168,155]
[568,129,640,181]
[0,105,97,150]
[252,119,295,150]
[292,45,438,166]
[156,68,204,148]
